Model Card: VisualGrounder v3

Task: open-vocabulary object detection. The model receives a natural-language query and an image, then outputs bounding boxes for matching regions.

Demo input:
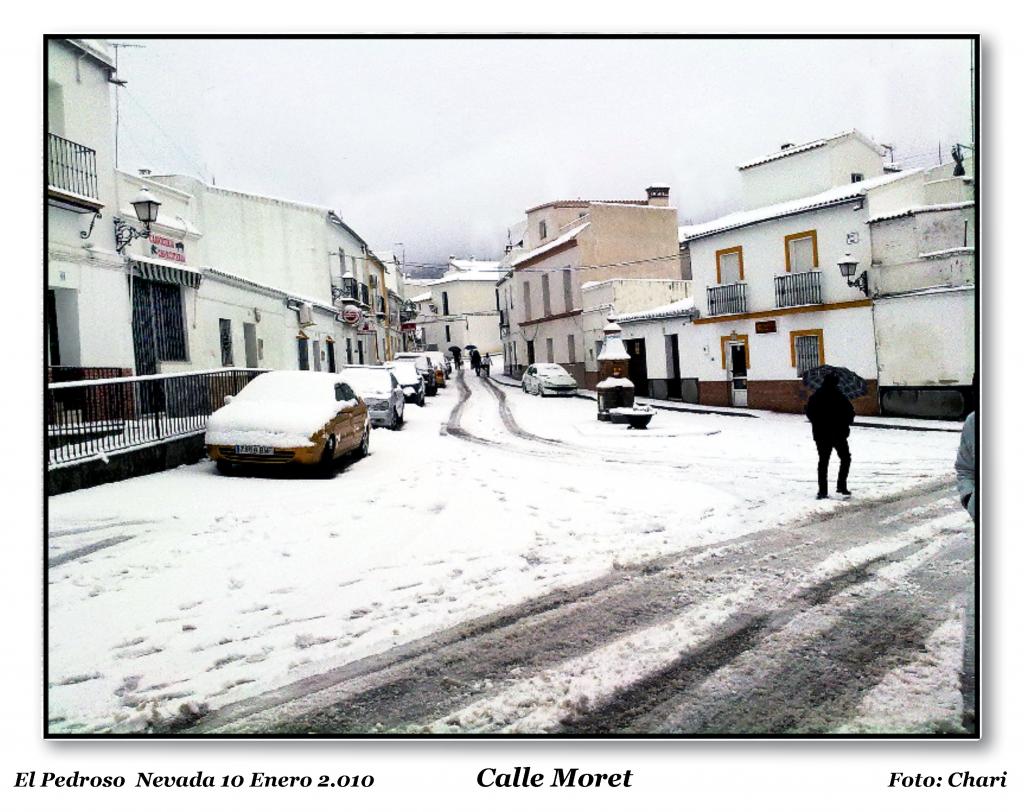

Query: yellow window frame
[790,328,825,368]
[715,246,745,284]
[784,229,819,273]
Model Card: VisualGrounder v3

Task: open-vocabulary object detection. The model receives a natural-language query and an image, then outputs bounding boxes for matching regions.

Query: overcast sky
[113,37,973,268]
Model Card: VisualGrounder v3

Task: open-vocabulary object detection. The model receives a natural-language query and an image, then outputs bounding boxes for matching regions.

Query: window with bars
[794,334,821,375]
[219,319,234,366]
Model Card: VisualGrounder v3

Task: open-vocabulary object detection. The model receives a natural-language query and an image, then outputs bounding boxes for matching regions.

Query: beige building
[505,186,683,385]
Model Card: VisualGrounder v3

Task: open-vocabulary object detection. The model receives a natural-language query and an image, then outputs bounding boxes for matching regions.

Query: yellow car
[205,371,370,475]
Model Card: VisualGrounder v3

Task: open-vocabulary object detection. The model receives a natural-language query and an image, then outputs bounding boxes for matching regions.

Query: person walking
[955,411,976,521]
[480,353,491,377]
[451,347,462,369]
[470,348,482,376]
[805,373,855,499]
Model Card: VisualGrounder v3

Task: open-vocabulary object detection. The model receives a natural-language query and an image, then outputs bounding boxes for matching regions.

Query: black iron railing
[707,282,748,316]
[47,368,264,467]
[48,133,99,201]
[333,277,358,302]
[359,283,370,306]
[775,270,822,308]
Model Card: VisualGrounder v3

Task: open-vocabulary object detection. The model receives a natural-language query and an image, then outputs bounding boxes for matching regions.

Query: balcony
[775,270,822,308]
[359,283,370,307]
[47,133,101,210]
[706,281,748,316]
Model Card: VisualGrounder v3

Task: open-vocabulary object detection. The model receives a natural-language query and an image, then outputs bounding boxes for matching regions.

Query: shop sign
[148,232,187,263]
[755,320,777,334]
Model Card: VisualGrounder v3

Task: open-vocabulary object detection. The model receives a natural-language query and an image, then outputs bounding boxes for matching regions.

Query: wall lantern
[838,252,868,296]
[114,188,162,254]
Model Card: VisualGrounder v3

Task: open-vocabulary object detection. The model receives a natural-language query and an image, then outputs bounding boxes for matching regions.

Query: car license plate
[235,445,274,455]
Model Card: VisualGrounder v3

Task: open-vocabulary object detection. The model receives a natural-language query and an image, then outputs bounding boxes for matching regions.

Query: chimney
[645,185,670,207]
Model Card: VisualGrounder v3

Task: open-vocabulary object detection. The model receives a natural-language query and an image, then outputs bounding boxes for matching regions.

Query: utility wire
[121,87,209,181]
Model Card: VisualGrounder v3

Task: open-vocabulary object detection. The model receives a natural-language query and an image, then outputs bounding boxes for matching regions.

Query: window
[219,318,234,366]
[523,281,532,320]
[785,230,819,274]
[357,340,364,365]
[296,335,309,370]
[545,337,554,362]
[791,329,825,374]
[539,220,547,240]
[445,324,451,343]
[567,334,576,365]
[715,246,744,284]
[541,274,551,316]
[562,268,573,310]
[345,337,353,365]
[335,382,356,401]
[851,172,864,183]
[442,291,450,316]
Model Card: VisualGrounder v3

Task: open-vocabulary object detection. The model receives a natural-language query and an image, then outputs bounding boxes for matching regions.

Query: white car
[339,365,406,429]
[521,363,578,397]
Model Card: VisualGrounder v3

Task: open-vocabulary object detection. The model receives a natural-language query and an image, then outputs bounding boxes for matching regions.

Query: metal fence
[47,133,99,201]
[775,270,823,308]
[707,281,748,316]
[47,368,264,467]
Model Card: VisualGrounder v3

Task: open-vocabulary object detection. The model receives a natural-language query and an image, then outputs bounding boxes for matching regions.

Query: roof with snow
[410,292,432,303]
[737,130,887,171]
[866,200,975,224]
[449,258,503,273]
[616,298,697,323]
[679,170,920,242]
[525,199,647,214]
[512,223,590,268]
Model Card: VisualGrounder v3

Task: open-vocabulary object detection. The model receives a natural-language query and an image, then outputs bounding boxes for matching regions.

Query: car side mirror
[223,395,234,406]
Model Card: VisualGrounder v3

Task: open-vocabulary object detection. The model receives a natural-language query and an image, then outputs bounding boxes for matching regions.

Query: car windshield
[233,371,340,404]
[339,368,392,395]
[536,364,569,376]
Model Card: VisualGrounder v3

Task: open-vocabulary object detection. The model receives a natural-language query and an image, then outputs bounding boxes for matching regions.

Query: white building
[407,258,505,355]
[678,130,974,416]
[146,174,394,372]
[46,39,129,376]
[867,158,975,417]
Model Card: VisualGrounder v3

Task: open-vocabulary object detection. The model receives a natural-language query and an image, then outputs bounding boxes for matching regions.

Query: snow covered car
[521,363,578,397]
[395,352,439,396]
[205,371,370,473]
[426,350,451,382]
[339,365,405,429]
[387,360,426,406]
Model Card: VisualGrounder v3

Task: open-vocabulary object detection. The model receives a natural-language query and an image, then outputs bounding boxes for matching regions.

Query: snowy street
[47,369,973,734]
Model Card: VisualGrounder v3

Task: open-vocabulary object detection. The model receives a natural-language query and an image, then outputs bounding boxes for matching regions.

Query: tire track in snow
[185,481,970,734]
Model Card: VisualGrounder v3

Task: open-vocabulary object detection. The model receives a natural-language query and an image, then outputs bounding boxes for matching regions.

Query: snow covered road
[46,370,972,734]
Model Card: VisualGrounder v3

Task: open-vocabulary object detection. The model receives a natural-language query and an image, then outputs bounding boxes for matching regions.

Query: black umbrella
[464,344,478,351]
[448,345,461,354]
[801,364,867,400]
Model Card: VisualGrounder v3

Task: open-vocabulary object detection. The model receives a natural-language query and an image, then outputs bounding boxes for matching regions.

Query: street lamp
[114,188,162,254]
[838,253,868,296]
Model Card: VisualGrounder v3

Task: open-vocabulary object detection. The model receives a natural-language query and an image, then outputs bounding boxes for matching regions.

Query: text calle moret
[477,767,633,788]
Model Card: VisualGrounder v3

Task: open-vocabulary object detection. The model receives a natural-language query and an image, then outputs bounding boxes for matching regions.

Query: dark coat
[805,382,855,442]
[470,350,482,369]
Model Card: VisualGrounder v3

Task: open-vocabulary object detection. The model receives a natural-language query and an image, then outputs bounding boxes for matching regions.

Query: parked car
[395,352,439,396]
[205,370,370,475]
[387,360,427,406]
[522,363,578,397]
[339,365,405,430]
[426,350,451,382]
